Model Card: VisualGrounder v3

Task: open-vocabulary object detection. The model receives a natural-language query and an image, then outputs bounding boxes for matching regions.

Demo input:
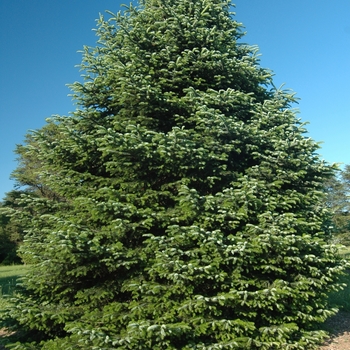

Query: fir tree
[1,0,347,348]
[324,166,350,245]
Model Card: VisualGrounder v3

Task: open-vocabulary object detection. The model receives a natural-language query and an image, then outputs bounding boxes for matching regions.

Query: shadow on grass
[0,275,22,297]
[328,268,350,313]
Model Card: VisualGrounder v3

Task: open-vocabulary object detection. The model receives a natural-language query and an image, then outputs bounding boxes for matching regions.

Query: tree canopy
[0,0,347,349]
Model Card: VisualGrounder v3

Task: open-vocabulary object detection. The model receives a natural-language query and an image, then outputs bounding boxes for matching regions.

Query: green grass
[339,246,350,258]
[0,265,29,297]
[327,270,350,311]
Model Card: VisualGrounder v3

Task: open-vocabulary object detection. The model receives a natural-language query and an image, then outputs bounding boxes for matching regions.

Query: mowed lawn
[0,265,30,297]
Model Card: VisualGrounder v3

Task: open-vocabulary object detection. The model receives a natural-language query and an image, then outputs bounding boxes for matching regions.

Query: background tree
[0,123,63,265]
[0,191,24,265]
[1,0,347,348]
[10,122,63,201]
[324,166,350,245]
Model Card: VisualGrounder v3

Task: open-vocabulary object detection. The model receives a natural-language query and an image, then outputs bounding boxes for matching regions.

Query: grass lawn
[339,246,350,258]
[0,265,30,298]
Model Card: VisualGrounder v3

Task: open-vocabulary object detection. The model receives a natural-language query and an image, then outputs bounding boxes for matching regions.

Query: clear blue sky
[1,0,349,200]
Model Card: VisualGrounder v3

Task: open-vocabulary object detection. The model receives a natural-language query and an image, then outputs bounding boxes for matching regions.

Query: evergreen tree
[1,0,347,348]
[0,191,24,265]
[324,166,350,245]
[0,124,63,265]
[10,122,63,201]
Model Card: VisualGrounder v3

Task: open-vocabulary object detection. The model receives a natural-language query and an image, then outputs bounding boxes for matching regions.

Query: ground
[319,311,350,350]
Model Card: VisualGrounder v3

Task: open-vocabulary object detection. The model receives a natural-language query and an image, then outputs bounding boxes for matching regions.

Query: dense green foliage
[1,0,347,348]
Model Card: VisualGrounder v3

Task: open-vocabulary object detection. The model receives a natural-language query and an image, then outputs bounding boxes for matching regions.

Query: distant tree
[0,123,63,265]
[324,166,350,245]
[10,122,63,200]
[0,191,23,265]
[1,0,347,348]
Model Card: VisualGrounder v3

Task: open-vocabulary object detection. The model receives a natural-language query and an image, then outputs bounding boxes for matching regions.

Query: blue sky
[0,0,349,200]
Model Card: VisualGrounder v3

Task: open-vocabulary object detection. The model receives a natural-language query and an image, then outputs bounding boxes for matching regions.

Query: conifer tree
[0,124,63,265]
[0,192,24,265]
[1,0,347,348]
[324,166,350,245]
